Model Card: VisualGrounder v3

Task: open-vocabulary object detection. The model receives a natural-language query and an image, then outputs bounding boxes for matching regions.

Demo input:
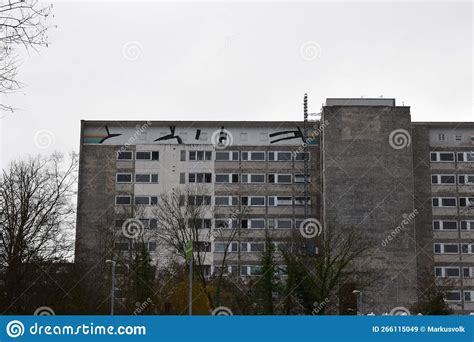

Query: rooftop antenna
[303,93,309,224]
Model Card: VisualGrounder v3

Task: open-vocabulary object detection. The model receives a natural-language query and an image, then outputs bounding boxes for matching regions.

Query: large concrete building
[75,98,474,314]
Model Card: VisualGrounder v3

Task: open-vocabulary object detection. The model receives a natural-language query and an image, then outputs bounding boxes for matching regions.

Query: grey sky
[0,1,472,167]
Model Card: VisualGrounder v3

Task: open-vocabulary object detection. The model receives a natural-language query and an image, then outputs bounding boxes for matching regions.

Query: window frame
[116,172,133,183]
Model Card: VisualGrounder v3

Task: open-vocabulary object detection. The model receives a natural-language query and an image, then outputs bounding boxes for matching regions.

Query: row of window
[434,243,474,254]
[183,173,311,184]
[117,150,310,162]
[115,218,307,230]
[430,151,474,162]
[436,132,474,142]
[431,174,474,185]
[433,220,474,231]
[115,195,312,206]
[445,290,474,303]
[117,173,159,183]
[432,197,474,208]
[435,266,474,279]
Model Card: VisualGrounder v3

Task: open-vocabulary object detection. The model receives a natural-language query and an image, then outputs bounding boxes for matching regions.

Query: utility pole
[303,93,309,222]
[105,260,116,316]
[185,240,193,315]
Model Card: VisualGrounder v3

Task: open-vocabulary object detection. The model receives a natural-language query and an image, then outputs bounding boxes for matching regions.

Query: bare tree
[0,0,54,111]
[0,152,77,313]
[280,227,379,315]
[154,186,243,311]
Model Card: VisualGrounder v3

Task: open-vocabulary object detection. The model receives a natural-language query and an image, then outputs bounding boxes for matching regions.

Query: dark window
[116,196,131,205]
[446,268,460,277]
[444,244,459,253]
[151,151,159,160]
[117,173,132,183]
[433,221,440,230]
[136,152,151,160]
[439,153,454,162]
[443,221,458,230]
[117,151,133,160]
[440,175,455,184]
[232,174,239,183]
[268,174,275,183]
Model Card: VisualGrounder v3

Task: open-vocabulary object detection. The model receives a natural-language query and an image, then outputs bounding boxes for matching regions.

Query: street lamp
[353,290,363,315]
[105,260,116,316]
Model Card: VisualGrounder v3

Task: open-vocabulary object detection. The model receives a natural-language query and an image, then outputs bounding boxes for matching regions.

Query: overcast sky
[0,1,472,167]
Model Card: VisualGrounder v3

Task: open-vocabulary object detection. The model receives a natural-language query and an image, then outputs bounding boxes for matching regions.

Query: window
[431,174,456,185]
[294,174,311,183]
[461,221,474,230]
[463,267,474,278]
[214,196,238,206]
[455,134,462,141]
[241,196,265,206]
[438,133,445,142]
[189,173,212,183]
[215,151,239,161]
[464,291,474,302]
[241,174,265,184]
[430,152,455,162]
[134,196,158,205]
[457,152,474,162]
[214,242,238,253]
[268,174,292,184]
[268,151,292,161]
[268,218,293,229]
[432,197,457,207]
[116,173,132,183]
[294,197,311,206]
[459,175,474,185]
[215,174,239,183]
[434,266,460,278]
[445,291,461,302]
[459,197,474,207]
[294,152,310,161]
[215,218,238,229]
[188,218,212,229]
[180,150,186,161]
[433,220,458,230]
[117,151,133,160]
[139,219,158,229]
[268,196,292,206]
[194,241,211,253]
[189,151,212,161]
[213,265,239,275]
[241,151,265,161]
[115,195,132,205]
[136,151,159,161]
[135,174,159,183]
[241,265,263,276]
[241,219,265,229]
[188,195,211,206]
[241,242,265,252]
[433,243,459,254]
[462,244,474,254]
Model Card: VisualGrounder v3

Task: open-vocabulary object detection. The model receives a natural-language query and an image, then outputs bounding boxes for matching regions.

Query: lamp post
[353,290,363,315]
[106,260,116,316]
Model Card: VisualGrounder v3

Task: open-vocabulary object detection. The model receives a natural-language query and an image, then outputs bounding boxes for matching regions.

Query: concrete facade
[75,100,474,314]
